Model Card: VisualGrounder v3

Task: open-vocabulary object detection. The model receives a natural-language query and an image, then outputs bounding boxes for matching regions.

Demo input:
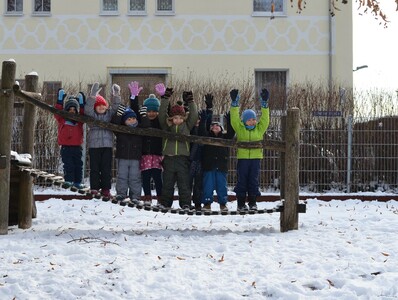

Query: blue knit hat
[242,109,256,124]
[64,97,79,113]
[121,108,137,124]
[143,94,160,112]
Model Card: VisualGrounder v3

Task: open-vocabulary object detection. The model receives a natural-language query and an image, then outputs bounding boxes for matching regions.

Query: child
[84,82,120,198]
[54,89,85,190]
[112,102,149,204]
[200,93,235,212]
[140,91,163,206]
[230,88,270,211]
[188,93,213,210]
[157,84,198,209]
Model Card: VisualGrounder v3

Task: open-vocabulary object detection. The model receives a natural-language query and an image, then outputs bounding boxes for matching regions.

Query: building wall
[0,1,353,90]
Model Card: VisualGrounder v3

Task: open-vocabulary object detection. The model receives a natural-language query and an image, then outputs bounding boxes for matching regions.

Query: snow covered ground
[1,197,398,299]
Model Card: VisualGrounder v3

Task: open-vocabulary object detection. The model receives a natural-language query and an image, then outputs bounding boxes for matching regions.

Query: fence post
[0,60,16,235]
[280,108,300,232]
[346,115,353,193]
[280,115,286,200]
[18,73,39,228]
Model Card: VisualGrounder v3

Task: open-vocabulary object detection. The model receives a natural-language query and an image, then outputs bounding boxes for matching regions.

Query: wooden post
[0,60,16,235]
[280,108,300,232]
[280,115,286,201]
[18,74,38,228]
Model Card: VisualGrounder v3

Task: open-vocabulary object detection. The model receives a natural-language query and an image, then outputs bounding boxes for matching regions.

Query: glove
[155,83,166,96]
[204,93,213,110]
[260,88,269,108]
[182,91,193,104]
[90,82,101,97]
[163,87,174,99]
[128,81,143,99]
[77,92,85,107]
[112,84,120,97]
[230,89,240,107]
[117,104,127,116]
[57,88,66,105]
[139,106,147,118]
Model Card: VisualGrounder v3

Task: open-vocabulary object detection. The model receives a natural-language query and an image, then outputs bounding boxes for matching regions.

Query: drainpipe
[328,1,333,93]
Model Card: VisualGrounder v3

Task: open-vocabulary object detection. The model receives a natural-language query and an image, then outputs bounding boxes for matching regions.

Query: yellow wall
[0,1,353,88]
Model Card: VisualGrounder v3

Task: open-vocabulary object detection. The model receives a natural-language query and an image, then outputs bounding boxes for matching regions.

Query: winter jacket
[230,106,269,159]
[84,94,120,148]
[142,117,163,156]
[54,103,84,146]
[111,114,150,160]
[200,111,235,172]
[158,98,198,157]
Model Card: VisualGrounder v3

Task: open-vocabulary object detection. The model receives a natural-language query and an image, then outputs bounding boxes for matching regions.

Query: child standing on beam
[229,88,270,211]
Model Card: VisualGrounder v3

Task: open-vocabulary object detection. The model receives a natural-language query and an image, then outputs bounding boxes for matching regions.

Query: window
[33,0,51,15]
[255,70,287,111]
[6,0,23,14]
[156,0,174,15]
[101,0,119,15]
[128,0,146,15]
[42,81,61,105]
[253,0,286,17]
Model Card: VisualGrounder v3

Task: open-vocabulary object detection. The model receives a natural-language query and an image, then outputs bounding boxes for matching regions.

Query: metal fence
[11,110,398,194]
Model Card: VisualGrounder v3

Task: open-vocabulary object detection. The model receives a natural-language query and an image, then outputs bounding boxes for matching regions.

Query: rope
[18,165,284,216]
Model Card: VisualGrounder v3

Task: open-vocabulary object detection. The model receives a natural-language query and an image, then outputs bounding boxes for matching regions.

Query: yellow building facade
[1,0,352,103]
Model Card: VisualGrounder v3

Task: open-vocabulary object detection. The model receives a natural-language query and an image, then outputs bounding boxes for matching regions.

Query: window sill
[127,11,147,16]
[4,12,24,16]
[251,12,287,17]
[32,12,51,17]
[99,11,120,16]
[155,11,175,16]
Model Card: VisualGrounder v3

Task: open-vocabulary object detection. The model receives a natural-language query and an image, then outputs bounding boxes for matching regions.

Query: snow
[1,194,398,299]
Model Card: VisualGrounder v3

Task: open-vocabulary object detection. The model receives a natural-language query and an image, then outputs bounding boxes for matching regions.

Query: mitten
[230,89,240,107]
[139,106,147,118]
[163,87,174,99]
[128,81,143,99]
[204,93,213,110]
[117,104,127,116]
[112,84,120,97]
[182,91,193,104]
[260,88,269,108]
[155,83,166,96]
[77,92,86,107]
[90,82,101,97]
[57,88,66,105]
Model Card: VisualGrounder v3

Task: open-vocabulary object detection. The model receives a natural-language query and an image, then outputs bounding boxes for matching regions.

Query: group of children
[55,81,270,211]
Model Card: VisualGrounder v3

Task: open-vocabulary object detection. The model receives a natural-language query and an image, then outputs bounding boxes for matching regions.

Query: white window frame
[100,0,119,16]
[155,0,175,16]
[252,0,286,17]
[127,0,147,16]
[5,0,23,16]
[32,0,51,16]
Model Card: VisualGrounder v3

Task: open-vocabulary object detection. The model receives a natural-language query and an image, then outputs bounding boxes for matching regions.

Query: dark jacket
[112,114,150,160]
[142,117,163,156]
[200,111,235,172]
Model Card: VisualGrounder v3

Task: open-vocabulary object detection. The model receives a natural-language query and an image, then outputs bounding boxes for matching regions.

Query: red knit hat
[169,103,186,117]
[94,95,108,109]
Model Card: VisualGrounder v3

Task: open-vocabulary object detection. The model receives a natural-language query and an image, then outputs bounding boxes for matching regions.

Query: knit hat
[94,95,108,109]
[210,121,224,132]
[242,109,257,124]
[169,102,186,117]
[121,108,137,124]
[143,94,160,112]
[64,97,79,113]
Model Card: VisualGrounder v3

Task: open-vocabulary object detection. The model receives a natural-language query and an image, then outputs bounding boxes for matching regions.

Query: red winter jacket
[55,103,84,146]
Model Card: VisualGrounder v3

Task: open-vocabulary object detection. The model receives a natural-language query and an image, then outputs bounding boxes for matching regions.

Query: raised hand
[230,89,240,107]
[260,88,269,108]
[128,81,143,99]
[155,83,166,96]
[90,82,102,97]
[204,93,213,110]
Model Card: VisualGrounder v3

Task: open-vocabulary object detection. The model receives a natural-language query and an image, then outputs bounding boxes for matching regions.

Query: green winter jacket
[158,98,198,157]
[230,106,270,159]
